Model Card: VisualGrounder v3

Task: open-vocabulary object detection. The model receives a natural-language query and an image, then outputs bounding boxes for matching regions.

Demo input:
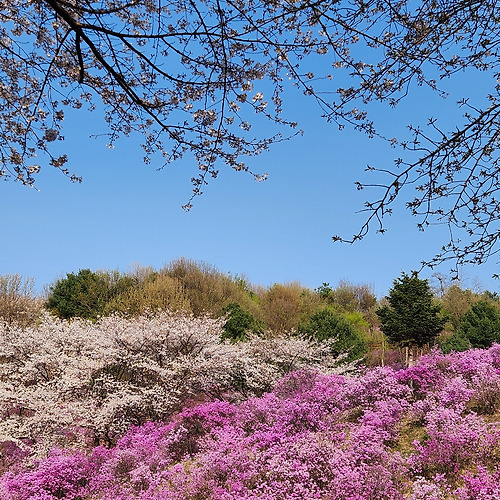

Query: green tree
[377,273,446,349]
[483,290,500,303]
[440,284,479,332]
[46,269,111,320]
[221,303,264,342]
[299,308,366,362]
[457,301,500,349]
[316,283,333,300]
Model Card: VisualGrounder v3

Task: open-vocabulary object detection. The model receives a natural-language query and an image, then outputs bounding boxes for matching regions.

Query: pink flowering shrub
[408,408,500,476]
[0,441,27,476]
[1,331,500,499]
[454,466,500,500]
[0,450,93,500]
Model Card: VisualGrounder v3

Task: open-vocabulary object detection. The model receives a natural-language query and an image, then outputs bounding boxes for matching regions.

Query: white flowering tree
[1,0,500,267]
[0,311,350,457]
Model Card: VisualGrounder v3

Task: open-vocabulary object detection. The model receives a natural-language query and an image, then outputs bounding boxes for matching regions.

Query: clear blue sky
[2,53,498,298]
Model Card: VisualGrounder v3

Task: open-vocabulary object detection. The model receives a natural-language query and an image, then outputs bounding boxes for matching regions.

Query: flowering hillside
[1,315,500,499]
[0,312,348,458]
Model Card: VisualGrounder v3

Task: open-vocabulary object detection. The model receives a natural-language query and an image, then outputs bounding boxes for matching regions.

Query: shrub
[457,300,500,348]
[164,258,258,317]
[298,308,366,362]
[366,348,405,369]
[440,285,479,331]
[0,450,93,500]
[331,280,377,313]
[3,346,500,498]
[439,332,471,354]
[220,302,264,341]
[260,282,322,333]
[0,311,347,456]
[408,408,500,477]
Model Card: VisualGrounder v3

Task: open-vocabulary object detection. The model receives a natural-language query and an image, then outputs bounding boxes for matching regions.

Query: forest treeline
[1,259,500,365]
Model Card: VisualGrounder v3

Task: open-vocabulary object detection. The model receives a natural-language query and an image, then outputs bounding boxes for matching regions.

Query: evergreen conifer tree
[377,273,445,349]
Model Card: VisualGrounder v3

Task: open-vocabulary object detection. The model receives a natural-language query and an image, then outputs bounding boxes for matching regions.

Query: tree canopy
[457,300,500,349]
[46,269,111,320]
[2,0,500,269]
[377,272,446,348]
[299,307,366,362]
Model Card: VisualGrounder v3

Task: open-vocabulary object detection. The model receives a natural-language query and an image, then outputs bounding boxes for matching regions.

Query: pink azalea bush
[1,318,500,498]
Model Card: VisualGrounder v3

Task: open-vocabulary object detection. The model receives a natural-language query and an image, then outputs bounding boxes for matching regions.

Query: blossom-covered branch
[2,0,500,266]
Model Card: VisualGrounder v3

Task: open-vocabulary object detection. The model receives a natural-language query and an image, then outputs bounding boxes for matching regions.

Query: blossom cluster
[0,312,347,458]
[1,317,500,498]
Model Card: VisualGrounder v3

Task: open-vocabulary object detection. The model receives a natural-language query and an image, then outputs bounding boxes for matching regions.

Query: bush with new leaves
[260,282,323,333]
[105,272,191,316]
[299,308,366,362]
[164,258,259,317]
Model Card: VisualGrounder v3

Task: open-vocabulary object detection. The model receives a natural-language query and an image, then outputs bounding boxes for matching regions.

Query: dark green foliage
[221,303,264,342]
[316,283,333,299]
[299,308,366,362]
[46,269,111,320]
[457,300,500,349]
[439,332,471,354]
[377,273,446,348]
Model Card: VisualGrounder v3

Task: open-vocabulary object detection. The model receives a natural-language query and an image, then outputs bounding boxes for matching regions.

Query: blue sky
[2,48,499,298]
